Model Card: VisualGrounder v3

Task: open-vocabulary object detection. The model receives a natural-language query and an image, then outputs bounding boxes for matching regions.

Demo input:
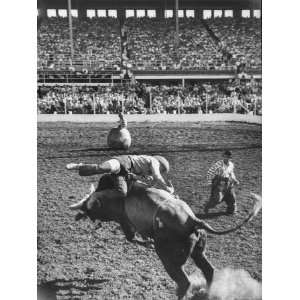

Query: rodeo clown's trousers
[204,187,237,214]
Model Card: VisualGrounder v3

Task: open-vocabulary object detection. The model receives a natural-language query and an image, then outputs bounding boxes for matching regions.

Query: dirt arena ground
[37,121,262,300]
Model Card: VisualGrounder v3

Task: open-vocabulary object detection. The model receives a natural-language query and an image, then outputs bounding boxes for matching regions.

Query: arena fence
[37,113,262,124]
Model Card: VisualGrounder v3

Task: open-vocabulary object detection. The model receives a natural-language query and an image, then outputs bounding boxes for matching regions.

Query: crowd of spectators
[37,85,146,114]
[150,79,261,113]
[38,17,121,71]
[206,17,262,70]
[37,80,262,115]
[38,16,261,72]
[125,18,221,71]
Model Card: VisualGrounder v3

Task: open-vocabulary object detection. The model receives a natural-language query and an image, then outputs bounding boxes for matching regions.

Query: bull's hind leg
[191,253,214,286]
[191,230,214,286]
[154,238,193,300]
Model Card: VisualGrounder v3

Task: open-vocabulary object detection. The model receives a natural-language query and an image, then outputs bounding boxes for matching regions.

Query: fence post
[64,93,67,114]
[233,99,237,113]
[93,93,96,114]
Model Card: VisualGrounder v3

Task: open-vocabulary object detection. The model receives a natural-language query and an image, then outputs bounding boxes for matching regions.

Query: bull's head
[209,175,232,204]
[69,184,100,222]
[69,184,123,224]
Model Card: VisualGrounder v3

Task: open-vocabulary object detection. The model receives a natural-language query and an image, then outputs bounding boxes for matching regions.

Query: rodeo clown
[66,154,174,201]
[118,112,127,129]
[204,150,239,214]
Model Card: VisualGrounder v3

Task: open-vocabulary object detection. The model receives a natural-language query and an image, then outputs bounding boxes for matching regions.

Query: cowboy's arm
[150,161,174,194]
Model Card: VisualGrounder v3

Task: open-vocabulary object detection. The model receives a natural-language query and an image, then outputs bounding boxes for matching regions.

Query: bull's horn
[69,195,89,210]
[69,200,84,210]
[69,185,96,210]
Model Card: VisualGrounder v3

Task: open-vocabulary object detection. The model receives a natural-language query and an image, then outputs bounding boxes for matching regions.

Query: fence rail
[37,69,262,84]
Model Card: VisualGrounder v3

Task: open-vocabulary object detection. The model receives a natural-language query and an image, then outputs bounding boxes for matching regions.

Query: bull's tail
[195,193,261,236]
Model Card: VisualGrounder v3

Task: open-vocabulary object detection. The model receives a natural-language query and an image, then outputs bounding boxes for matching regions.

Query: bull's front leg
[119,217,135,242]
[119,216,152,247]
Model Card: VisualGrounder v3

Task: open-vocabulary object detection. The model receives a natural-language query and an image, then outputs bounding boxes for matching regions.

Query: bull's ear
[90,184,96,193]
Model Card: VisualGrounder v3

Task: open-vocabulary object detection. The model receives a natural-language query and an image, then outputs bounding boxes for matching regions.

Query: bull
[69,174,261,299]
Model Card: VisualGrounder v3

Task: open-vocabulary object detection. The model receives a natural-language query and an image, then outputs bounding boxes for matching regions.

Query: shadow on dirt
[37,278,109,300]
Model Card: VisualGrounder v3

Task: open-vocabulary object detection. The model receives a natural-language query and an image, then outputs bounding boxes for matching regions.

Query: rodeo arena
[37,0,262,299]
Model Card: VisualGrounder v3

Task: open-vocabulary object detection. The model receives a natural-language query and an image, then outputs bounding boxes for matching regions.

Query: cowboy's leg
[96,174,115,191]
[66,159,121,176]
[112,175,128,197]
[111,174,137,242]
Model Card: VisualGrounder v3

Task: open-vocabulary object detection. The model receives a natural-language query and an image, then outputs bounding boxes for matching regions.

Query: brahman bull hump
[124,187,166,236]
[107,127,131,150]
[124,186,197,237]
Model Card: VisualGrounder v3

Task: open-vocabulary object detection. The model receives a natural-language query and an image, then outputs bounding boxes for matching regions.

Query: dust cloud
[189,268,261,300]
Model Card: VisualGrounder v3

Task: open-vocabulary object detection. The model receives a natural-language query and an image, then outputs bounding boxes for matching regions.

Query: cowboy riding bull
[69,174,261,300]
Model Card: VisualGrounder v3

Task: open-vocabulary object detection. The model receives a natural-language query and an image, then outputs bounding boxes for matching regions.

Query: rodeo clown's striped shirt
[206,160,237,185]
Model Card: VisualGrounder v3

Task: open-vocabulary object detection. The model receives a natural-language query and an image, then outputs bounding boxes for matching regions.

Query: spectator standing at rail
[204,150,239,214]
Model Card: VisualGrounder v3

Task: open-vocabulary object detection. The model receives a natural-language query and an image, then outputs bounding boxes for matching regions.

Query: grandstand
[37,0,262,115]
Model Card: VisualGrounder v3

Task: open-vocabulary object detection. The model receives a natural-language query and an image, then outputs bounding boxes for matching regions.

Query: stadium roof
[38,0,261,10]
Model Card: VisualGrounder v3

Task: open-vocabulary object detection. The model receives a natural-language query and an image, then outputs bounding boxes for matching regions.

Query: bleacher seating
[38,17,261,72]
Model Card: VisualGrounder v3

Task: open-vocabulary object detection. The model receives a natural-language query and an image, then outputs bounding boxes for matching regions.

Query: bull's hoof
[190,288,209,300]
[225,208,236,215]
[176,284,190,300]
[131,235,154,248]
